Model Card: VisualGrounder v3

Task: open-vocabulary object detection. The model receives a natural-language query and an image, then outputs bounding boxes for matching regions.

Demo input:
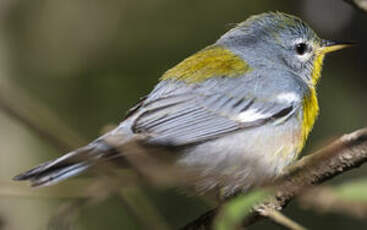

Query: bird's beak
[319,40,356,54]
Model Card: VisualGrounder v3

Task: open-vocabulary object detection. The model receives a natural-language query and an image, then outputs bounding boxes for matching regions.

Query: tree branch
[182,127,367,229]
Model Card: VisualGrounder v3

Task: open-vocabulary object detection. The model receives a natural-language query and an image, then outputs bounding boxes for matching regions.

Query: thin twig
[298,185,367,219]
[0,83,86,152]
[0,180,92,199]
[344,0,367,12]
[182,127,367,229]
[119,188,172,230]
[261,208,307,230]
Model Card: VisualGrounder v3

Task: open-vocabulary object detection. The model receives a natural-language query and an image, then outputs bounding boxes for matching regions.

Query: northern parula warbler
[14,12,352,196]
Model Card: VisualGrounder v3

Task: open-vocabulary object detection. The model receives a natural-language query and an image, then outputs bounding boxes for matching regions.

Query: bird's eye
[295,43,308,55]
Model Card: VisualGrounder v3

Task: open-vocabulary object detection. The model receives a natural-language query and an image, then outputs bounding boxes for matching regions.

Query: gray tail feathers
[13,140,117,187]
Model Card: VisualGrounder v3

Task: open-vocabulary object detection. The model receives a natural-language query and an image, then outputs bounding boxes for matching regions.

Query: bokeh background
[0,0,366,229]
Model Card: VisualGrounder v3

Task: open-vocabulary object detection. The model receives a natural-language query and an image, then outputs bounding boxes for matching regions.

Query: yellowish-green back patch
[161,46,250,83]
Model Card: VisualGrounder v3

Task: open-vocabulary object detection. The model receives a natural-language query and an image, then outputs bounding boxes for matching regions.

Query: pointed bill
[320,40,356,54]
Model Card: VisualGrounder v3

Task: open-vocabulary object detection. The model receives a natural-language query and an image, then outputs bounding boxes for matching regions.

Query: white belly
[178,116,302,196]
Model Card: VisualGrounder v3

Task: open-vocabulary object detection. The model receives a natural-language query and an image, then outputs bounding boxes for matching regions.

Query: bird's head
[218,12,353,86]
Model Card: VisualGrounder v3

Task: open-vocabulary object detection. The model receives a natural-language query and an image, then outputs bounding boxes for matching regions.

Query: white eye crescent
[293,39,313,62]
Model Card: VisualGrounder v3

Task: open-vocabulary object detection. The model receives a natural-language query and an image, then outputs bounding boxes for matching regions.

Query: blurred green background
[0,0,367,229]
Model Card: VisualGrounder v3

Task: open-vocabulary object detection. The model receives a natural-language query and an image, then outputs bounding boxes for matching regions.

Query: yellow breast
[300,88,319,151]
[298,53,325,151]
[161,45,251,83]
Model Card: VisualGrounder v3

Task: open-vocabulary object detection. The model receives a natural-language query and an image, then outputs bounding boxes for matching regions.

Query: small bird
[14,12,352,196]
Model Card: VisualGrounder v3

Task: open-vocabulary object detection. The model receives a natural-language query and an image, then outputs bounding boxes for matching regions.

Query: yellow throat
[300,42,351,151]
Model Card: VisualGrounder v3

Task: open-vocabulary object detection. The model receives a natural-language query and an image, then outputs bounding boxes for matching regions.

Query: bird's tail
[13,139,117,187]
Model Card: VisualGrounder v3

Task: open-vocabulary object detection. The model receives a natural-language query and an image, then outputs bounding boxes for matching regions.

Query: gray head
[217,12,351,85]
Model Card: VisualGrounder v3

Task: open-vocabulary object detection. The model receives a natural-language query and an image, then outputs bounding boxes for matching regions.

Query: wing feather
[131,79,298,146]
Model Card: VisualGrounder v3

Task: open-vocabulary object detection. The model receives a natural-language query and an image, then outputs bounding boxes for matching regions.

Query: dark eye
[295,43,308,55]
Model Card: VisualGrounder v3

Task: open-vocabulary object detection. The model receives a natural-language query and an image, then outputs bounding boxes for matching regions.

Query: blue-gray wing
[131,78,300,146]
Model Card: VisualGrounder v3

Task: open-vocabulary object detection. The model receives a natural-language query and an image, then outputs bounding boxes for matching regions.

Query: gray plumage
[14,12,336,196]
